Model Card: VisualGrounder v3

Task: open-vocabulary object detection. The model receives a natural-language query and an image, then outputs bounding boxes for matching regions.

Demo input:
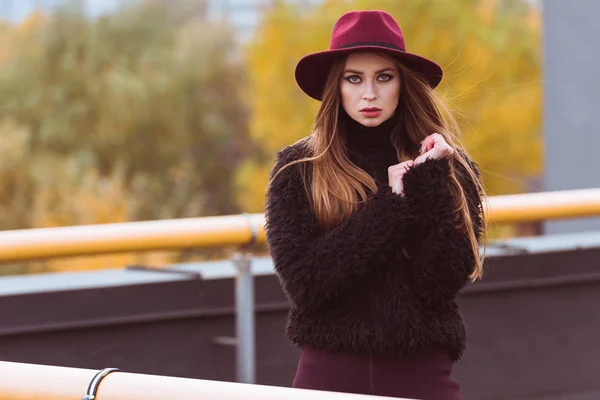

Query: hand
[414,133,454,165]
[388,160,414,196]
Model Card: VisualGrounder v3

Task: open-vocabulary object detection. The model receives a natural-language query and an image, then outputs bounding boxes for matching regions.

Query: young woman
[264,10,485,400]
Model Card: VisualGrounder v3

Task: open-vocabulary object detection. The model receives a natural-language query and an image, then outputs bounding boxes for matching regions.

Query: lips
[360,107,382,118]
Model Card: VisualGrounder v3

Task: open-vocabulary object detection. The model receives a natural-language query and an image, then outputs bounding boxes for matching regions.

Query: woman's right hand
[388,160,415,196]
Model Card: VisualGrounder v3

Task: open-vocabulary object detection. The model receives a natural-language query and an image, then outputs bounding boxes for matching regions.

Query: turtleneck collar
[339,109,403,177]
[342,109,398,151]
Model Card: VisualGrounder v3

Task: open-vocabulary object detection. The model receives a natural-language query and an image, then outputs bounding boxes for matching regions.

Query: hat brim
[294,45,443,101]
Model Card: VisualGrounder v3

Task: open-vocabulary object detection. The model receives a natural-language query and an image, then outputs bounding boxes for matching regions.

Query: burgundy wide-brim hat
[295,10,443,101]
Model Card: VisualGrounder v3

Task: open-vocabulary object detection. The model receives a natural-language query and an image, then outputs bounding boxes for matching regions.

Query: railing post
[232,252,255,384]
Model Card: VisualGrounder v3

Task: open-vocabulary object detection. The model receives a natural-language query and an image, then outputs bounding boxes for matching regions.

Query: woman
[264,10,485,400]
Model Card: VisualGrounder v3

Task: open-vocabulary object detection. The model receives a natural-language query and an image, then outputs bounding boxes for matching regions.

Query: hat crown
[330,10,406,51]
[294,10,443,101]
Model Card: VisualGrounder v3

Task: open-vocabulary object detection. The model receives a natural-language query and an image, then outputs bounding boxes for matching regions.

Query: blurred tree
[240,0,542,213]
[0,0,250,224]
[0,0,252,271]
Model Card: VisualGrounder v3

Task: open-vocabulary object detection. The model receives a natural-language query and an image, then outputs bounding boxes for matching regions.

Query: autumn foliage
[240,0,542,213]
[0,0,542,274]
[0,1,252,273]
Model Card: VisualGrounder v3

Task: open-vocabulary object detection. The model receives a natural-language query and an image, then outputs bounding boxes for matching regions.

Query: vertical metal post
[233,252,255,384]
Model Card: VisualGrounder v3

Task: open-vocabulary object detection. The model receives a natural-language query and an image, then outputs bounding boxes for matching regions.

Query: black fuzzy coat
[264,138,484,362]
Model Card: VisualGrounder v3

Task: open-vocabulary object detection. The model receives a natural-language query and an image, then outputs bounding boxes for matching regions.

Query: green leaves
[0,0,252,236]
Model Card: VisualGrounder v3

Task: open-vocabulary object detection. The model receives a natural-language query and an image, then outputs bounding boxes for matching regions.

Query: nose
[362,81,378,101]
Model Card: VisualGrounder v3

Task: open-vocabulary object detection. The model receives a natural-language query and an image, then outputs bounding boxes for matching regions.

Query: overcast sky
[0,0,125,21]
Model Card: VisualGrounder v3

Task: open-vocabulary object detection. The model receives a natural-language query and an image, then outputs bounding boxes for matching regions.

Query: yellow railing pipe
[0,188,599,263]
[0,361,408,400]
[0,213,266,263]
[485,187,600,223]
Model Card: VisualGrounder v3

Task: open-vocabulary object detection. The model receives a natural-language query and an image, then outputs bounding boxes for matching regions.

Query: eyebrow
[343,67,395,75]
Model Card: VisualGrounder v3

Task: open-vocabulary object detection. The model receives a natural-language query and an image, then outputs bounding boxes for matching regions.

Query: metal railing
[0,213,266,263]
[0,361,410,400]
[485,187,600,223]
[1,187,600,387]
[1,188,600,263]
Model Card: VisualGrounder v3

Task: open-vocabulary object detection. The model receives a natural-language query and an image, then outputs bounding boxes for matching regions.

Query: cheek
[340,84,358,108]
[383,83,401,108]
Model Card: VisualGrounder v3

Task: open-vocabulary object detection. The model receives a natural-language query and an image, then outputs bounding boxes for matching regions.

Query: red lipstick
[360,107,381,118]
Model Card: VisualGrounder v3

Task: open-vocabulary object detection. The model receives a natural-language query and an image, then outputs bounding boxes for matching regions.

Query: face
[340,52,401,127]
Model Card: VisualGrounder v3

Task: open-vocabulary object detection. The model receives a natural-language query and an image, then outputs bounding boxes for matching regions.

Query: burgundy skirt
[292,347,463,400]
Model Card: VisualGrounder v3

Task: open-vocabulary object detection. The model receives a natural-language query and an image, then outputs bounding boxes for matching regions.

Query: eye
[345,75,361,84]
[378,73,394,82]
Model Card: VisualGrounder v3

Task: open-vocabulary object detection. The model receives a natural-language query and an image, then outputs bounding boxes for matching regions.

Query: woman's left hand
[414,133,454,165]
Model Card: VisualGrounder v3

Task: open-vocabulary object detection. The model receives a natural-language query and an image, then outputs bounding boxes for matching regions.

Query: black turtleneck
[342,111,401,183]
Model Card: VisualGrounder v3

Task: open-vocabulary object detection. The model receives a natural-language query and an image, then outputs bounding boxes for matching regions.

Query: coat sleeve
[401,152,484,307]
[265,143,418,311]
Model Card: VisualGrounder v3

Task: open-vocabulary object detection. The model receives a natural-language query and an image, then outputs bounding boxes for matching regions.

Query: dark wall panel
[2,245,600,400]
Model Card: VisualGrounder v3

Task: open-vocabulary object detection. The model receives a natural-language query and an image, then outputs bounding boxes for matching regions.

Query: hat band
[338,41,405,51]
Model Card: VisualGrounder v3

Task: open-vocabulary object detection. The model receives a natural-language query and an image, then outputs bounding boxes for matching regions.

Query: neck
[343,110,398,150]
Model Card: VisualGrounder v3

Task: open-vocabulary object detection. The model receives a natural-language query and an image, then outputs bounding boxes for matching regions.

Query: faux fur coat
[264,138,484,362]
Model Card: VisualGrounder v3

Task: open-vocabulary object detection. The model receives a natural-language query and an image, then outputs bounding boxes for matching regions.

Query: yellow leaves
[239,2,325,211]
[0,26,14,65]
[35,168,125,228]
[245,2,320,155]
[477,0,499,25]
[0,11,47,65]
[241,0,542,216]
[0,118,26,167]
[0,119,31,230]
[18,11,46,33]
[234,159,274,213]
[466,80,542,193]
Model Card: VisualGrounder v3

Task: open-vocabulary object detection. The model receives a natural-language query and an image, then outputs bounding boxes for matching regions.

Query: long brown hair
[273,53,486,281]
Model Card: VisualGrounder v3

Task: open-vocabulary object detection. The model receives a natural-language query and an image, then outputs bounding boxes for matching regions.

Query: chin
[358,116,386,127]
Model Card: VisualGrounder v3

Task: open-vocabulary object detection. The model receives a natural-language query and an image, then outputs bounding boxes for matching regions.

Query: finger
[397,162,414,175]
[432,141,453,157]
[424,134,448,156]
[388,163,402,184]
[396,177,404,195]
[390,178,402,195]
[414,154,426,165]
[388,160,413,173]
[388,165,405,187]
[389,164,412,193]
[423,136,435,152]
[431,133,447,147]
[390,169,408,182]
[398,166,411,176]
[419,138,428,154]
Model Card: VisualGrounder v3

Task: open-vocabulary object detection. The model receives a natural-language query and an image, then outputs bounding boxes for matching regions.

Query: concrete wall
[543,0,600,233]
